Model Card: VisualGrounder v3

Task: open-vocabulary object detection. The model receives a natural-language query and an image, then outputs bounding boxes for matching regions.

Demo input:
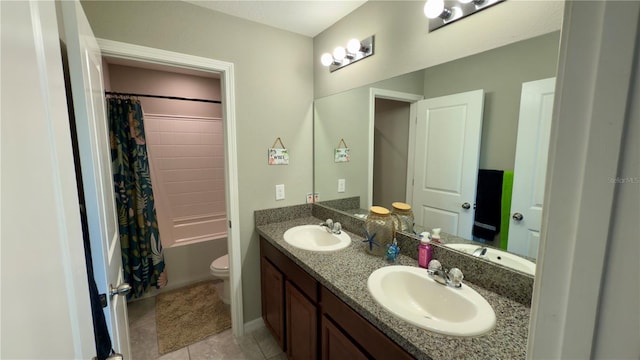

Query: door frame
[368,88,423,209]
[97,39,244,336]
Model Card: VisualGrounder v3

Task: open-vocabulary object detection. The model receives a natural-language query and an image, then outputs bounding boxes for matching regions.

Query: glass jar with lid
[364,206,395,257]
[391,202,414,233]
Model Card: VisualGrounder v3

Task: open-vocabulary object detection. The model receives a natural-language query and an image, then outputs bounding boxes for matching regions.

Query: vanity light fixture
[425,0,504,32]
[424,0,452,19]
[320,35,375,73]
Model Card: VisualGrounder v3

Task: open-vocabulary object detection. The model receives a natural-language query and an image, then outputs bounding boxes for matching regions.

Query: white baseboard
[243,317,265,335]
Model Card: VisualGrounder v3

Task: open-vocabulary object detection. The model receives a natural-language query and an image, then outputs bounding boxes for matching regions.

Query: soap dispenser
[418,231,432,268]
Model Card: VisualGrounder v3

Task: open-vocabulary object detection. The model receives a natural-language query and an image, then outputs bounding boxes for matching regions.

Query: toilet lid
[211,254,229,271]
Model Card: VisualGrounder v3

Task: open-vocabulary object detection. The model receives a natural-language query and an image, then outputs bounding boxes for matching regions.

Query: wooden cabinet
[261,257,285,349]
[261,237,319,357]
[260,236,414,360]
[286,281,318,359]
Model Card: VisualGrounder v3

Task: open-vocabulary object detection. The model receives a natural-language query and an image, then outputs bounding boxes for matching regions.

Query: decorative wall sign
[268,137,289,165]
[334,138,350,163]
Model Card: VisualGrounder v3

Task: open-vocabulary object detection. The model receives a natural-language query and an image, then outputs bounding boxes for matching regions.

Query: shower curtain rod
[105,91,221,104]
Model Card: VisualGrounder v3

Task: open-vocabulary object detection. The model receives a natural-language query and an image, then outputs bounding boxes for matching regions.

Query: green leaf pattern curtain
[107,97,167,298]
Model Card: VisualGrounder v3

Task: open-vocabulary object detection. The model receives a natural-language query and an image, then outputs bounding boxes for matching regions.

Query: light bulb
[320,53,334,67]
[333,46,347,61]
[347,39,362,54]
[458,0,473,3]
[424,0,445,19]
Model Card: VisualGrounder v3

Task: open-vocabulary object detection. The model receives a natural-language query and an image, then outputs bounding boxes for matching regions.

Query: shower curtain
[107,97,167,298]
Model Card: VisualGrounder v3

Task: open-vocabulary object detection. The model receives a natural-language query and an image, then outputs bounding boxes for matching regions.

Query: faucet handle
[325,219,334,228]
[428,259,442,271]
[448,268,464,287]
[333,222,342,234]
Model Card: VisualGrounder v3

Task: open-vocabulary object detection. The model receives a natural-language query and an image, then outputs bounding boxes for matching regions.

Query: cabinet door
[321,315,368,360]
[286,281,318,360]
[261,257,285,350]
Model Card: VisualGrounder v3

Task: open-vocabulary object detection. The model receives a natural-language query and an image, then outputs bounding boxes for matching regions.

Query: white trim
[528,1,639,358]
[368,88,423,208]
[405,103,418,203]
[97,39,245,336]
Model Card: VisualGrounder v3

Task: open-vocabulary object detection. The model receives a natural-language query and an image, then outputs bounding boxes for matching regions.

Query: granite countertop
[256,216,530,360]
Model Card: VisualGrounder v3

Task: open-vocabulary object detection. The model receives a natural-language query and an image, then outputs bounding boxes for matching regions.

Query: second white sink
[283,225,351,252]
[367,265,496,337]
[445,243,536,276]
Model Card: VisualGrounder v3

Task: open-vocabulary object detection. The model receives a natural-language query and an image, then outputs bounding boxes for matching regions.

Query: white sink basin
[367,266,496,337]
[283,225,351,252]
[445,243,536,276]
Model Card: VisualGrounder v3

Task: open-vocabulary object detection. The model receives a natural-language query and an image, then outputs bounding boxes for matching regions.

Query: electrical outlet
[306,192,314,203]
[338,179,346,193]
[275,184,285,200]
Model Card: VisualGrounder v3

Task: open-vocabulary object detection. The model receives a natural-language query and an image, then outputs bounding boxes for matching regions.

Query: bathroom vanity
[256,209,532,360]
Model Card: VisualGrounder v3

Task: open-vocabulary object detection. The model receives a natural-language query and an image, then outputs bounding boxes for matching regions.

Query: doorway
[368,88,423,209]
[97,40,243,340]
[373,98,411,207]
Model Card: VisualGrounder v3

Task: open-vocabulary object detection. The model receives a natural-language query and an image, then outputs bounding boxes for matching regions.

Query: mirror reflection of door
[508,77,556,258]
[411,90,485,239]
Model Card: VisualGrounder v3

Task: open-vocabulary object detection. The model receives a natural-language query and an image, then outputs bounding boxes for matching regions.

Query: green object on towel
[500,171,514,250]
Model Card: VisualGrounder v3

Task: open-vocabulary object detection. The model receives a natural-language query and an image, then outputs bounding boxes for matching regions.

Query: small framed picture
[268,137,289,165]
[334,148,350,163]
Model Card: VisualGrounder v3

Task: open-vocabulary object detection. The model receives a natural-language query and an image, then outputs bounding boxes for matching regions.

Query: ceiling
[184,0,368,37]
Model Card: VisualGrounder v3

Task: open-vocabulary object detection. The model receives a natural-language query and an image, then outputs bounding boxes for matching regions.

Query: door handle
[512,213,524,221]
[462,202,471,210]
[109,283,131,297]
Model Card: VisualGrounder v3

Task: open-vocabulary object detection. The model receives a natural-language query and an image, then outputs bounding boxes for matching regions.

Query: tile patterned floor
[127,297,286,360]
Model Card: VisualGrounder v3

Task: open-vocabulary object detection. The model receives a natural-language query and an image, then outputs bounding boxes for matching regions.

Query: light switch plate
[275,184,285,200]
[338,179,346,193]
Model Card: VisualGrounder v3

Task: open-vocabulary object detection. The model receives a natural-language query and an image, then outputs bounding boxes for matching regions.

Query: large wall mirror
[314,32,560,274]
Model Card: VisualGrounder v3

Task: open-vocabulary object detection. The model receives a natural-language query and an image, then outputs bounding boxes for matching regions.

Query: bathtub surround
[105,62,227,249]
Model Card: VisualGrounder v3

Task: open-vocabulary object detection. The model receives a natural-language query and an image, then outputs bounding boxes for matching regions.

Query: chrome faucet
[320,219,342,234]
[472,246,488,257]
[426,259,464,288]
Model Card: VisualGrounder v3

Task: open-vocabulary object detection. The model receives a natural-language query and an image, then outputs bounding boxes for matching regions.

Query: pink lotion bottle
[418,231,432,268]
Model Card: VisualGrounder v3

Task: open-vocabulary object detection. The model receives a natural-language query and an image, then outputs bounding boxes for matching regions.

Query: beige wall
[81,1,314,323]
[314,0,564,98]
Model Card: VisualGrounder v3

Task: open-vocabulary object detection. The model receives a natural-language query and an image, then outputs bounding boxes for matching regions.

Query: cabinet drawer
[321,287,414,360]
[260,236,319,303]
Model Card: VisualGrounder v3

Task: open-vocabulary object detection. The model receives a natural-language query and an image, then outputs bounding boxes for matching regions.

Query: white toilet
[210,254,230,304]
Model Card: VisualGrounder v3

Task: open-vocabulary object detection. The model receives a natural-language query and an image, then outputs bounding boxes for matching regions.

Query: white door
[2,1,95,358]
[508,78,556,258]
[411,90,484,238]
[60,1,131,357]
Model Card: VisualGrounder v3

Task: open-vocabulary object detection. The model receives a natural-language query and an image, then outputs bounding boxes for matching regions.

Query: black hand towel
[473,169,504,241]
